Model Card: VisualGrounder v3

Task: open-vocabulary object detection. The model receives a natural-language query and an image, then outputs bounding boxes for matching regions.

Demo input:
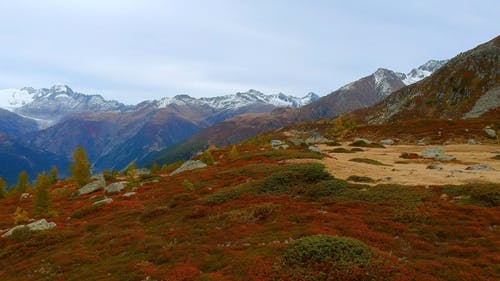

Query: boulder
[308,146,322,153]
[434,155,456,161]
[74,179,105,196]
[467,139,479,145]
[170,160,207,176]
[288,138,305,146]
[379,139,394,146]
[122,192,136,198]
[2,219,56,238]
[270,140,289,150]
[466,164,495,171]
[105,181,127,194]
[421,148,445,159]
[484,128,497,139]
[92,197,113,206]
[136,168,151,176]
[305,134,330,144]
[427,164,443,170]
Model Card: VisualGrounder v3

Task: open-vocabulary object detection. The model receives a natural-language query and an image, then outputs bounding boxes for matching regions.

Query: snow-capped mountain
[150,89,319,111]
[0,85,127,126]
[398,59,449,85]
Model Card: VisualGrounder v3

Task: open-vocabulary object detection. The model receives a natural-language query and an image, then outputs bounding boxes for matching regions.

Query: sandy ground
[291,143,500,186]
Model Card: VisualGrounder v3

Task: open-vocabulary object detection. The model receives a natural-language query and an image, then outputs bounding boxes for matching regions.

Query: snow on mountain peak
[0,88,35,111]
[401,59,449,85]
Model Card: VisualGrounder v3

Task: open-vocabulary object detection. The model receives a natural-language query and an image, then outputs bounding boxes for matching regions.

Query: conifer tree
[0,177,6,199]
[151,162,160,174]
[49,166,58,184]
[17,171,30,194]
[34,173,51,217]
[201,150,215,165]
[229,145,239,159]
[70,145,91,186]
[127,162,138,187]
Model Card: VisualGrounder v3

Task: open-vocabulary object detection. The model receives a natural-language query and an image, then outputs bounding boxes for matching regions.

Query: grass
[347,175,375,183]
[349,158,391,166]
[235,150,323,161]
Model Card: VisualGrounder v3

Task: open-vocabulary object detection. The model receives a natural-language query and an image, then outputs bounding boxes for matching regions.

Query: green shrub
[325,141,341,147]
[236,150,323,161]
[340,184,427,206]
[443,183,500,207]
[491,155,500,160]
[347,175,375,183]
[283,235,373,268]
[8,226,32,240]
[350,147,364,152]
[260,163,331,194]
[349,140,384,148]
[349,158,390,166]
[72,205,103,219]
[203,183,255,205]
[328,148,353,153]
[305,179,351,199]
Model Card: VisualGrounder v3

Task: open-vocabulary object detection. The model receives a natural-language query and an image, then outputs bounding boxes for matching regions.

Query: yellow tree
[34,173,51,217]
[70,145,91,186]
[17,171,30,193]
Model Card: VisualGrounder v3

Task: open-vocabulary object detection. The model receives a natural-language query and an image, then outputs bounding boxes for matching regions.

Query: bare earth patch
[289,143,500,186]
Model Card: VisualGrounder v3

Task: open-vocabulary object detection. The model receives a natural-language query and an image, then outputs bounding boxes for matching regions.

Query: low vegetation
[349,157,391,166]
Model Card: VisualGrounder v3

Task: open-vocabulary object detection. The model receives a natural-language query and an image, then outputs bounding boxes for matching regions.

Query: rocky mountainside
[397,59,449,85]
[365,36,500,124]
[0,108,38,137]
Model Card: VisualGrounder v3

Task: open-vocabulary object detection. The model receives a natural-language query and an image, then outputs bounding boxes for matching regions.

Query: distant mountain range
[0,56,457,183]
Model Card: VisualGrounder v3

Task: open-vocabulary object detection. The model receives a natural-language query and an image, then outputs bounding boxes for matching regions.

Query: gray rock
[136,168,151,176]
[434,155,456,161]
[467,139,479,145]
[484,128,497,139]
[270,140,289,150]
[170,160,207,176]
[2,219,56,238]
[122,192,136,198]
[379,139,394,146]
[20,193,31,200]
[288,138,305,146]
[353,138,372,145]
[90,173,105,181]
[105,181,128,194]
[465,164,495,171]
[427,164,443,170]
[421,148,445,159]
[92,197,113,206]
[308,146,322,153]
[464,87,500,119]
[417,138,426,146]
[305,134,330,144]
[75,179,106,196]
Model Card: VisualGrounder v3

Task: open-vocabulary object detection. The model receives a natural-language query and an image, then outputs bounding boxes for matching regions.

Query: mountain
[23,89,318,171]
[0,85,127,126]
[0,108,38,137]
[398,59,449,85]
[148,60,449,165]
[364,36,500,124]
[0,132,69,185]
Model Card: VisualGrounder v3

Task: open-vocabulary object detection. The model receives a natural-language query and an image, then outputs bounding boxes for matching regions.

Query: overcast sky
[0,0,498,104]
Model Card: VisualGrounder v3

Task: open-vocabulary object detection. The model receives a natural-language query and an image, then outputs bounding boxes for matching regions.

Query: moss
[349,158,391,166]
[283,235,373,268]
[347,175,375,183]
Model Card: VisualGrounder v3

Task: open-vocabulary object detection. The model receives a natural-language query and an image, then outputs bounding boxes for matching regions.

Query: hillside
[364,36,500,124]
[0,136,498,280]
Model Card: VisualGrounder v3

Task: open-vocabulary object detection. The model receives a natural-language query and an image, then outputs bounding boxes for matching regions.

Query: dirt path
[292,143,500,186]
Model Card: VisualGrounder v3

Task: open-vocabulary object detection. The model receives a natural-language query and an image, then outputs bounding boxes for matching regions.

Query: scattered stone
[170,160,207,176]
[92,197,113,206]
[465,164,495,171]
[427,164,443,170]
[20,193,31,200]
[288,138,305,146]
[74,179,106,196]
[2,219,56,238]
[308,145,322,153]
[105,181,128,194]
[434,155,456,161]
[305,134,330,144]
[136,168,151,176]
[417,138,426,146]
[421,148,445,159]
[440,194,448,200]
[484,127,497,139]
[122,192,136,198]
[467,139,479,145]
[270,140,289,150]
[379,139,394,146]
[383,177,393,182]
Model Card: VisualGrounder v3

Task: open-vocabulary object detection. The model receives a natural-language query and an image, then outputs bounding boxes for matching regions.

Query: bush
[347,175,375,183]
[349,158,390,166]
[443,183,500,207]
[203,183,255,205]
[491,155,500,160]
[260,163,331,194]
[305,179,351,199]
[328,148,353,153]
[283,235,373,268]
[349,140,384,148]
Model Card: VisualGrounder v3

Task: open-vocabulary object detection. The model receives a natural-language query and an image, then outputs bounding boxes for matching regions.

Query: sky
[0,0,498,104]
